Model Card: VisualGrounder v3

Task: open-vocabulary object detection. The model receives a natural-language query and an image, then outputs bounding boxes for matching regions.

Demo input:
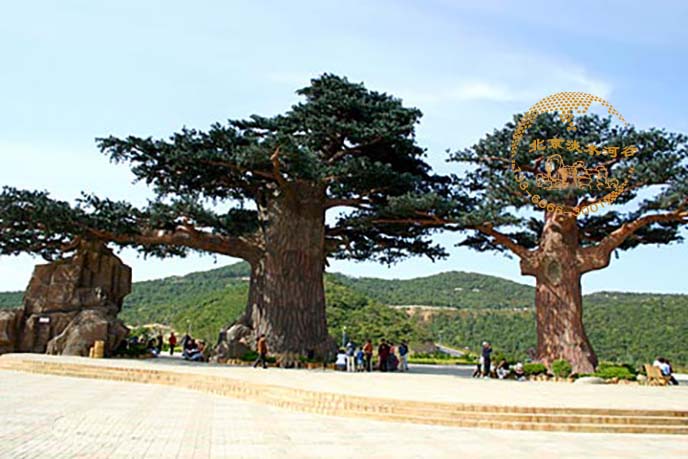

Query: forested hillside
[428,296,688,368]
[1,262,686,366]
[332,271,534,308]
[0,291,22,309]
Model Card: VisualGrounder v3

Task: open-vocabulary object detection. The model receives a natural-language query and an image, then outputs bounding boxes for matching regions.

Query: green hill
[1,262,686,366]
[331,271,534,308]
[0,291,22,309]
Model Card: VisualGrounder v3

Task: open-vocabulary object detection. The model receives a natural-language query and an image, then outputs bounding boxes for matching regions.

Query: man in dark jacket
[482,341,492,378]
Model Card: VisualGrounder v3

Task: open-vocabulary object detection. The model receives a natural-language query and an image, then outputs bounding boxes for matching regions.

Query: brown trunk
[222,183,335,359]
[534,212,597,374]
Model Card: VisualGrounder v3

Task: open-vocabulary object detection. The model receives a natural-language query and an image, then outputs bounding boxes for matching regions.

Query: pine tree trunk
[534,212,597,374]
[222,183,335,359]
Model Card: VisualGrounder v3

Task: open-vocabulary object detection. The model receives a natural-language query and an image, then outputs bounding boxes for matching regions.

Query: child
[355,347,365,372]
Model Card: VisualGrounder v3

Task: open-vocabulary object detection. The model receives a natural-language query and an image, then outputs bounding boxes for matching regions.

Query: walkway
[4,353,685,411]
[2,370,687,459]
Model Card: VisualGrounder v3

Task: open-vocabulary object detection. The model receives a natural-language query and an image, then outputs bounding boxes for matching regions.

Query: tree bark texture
[532,212,597,374]
[222,183,335,359]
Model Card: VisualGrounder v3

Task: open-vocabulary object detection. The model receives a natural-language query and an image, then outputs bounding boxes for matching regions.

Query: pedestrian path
[1,353,687,435]
[2,370,688,459]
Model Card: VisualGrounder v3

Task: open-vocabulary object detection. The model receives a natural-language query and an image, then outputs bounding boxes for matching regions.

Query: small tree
[0,75,446,357]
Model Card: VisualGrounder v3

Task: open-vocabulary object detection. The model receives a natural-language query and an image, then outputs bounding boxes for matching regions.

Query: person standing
[253,334,269,369]
[363,339,374,372]
[168,332,177,356]
[355,347,364,372]
[156,333,163,355]
[481,341,492,379]
[398,341,409,372]
[378,339,390,372]
[346,340,356,372]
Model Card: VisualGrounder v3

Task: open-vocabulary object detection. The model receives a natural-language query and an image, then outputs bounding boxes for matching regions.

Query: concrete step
[2,357,686,435]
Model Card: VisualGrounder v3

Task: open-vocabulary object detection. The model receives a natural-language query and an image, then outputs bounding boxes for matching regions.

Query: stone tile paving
[1,370,687,459]
[4,353,687,411]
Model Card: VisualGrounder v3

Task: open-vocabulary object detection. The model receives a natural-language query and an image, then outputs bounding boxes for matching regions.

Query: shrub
[523,363,547,375]
[239,350,276,364]
[594,365,636,381]
[597,361,637,376]
[551,359,572,378]
[240,350,259,362]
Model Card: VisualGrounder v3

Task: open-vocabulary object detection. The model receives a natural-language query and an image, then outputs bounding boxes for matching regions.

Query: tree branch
[269,146,298,204]
[471,223,533,260]
[198,159,274,180]
[325,197,374,210]
[579,209,688,273]
[87,225,262,262]
[327,136,383,165]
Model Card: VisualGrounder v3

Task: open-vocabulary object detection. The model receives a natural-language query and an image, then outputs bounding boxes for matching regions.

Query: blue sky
[1,1,686,293]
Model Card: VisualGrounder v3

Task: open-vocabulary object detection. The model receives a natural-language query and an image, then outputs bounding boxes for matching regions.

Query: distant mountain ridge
[1,262,686,366]
[2,261,687,310]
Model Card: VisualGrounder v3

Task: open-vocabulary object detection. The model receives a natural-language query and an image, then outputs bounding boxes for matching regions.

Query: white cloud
[394,53,612,107]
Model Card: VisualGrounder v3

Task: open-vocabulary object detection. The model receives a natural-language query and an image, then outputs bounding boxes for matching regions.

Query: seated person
[387,352,399,371]
[147,338,160,357]
[655,357,679,385]
[189,340,206,362]
[182,339,198,360]
[335,349,347,371]
[513,362,526,381]
[473,356,485,377]
[496,359,510,379]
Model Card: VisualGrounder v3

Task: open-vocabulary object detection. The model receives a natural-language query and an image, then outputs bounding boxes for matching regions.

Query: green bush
[594,365,636,381]
[551,359,572,378]
[491,351,506,364]
[239,350,276,364]
[114,341,150,358]
[523,363,547,376]
[597,361,637,375]
[240,350,258,361]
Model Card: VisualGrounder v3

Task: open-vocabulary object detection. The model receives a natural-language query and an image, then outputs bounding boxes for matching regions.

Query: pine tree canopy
[0,74,448,263]
[447,113,687,258]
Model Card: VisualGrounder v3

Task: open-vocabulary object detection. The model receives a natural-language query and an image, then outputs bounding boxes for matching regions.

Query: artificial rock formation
[0,239,132,357]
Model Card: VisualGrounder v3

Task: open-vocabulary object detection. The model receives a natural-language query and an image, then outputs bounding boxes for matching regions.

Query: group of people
[335,339,409,372]
[162,331,207,362]
[653,357,679,385]
[178,333,207,362]
[472,341,527,381]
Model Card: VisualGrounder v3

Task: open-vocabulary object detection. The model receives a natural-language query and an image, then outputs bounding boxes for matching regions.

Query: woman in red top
[168,332,177,356]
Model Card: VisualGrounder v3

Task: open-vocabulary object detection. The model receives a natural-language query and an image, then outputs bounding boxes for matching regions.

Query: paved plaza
[4,353,688,411]
[1,370,688,459]
[1,354,688,459]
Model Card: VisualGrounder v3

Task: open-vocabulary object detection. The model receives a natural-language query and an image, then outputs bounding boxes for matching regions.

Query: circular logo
[510,92,636,217]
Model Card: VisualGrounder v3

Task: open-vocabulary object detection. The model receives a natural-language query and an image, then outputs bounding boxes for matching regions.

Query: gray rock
[574,376,605,384]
